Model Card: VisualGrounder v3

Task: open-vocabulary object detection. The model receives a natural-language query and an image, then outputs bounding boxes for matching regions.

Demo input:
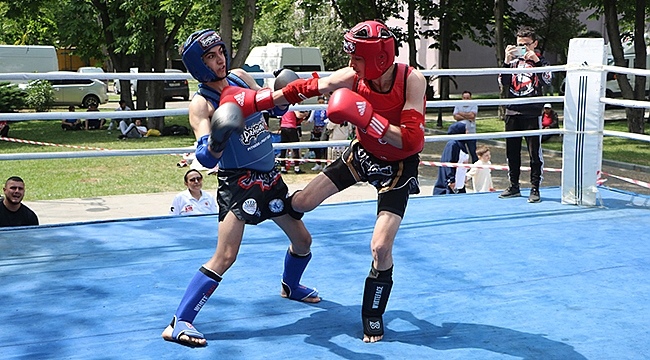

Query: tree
[603,0,646,133]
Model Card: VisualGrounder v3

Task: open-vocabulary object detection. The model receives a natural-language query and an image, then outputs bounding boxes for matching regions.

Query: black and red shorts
[217,167,293,225]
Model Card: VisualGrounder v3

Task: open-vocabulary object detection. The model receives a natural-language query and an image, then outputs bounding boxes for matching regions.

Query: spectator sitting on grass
[84,103,105,130]
[61,106,82,131]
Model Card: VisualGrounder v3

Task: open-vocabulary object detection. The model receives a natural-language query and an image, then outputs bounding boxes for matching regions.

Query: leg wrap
[281,249,318,301]
[361,264,393,337]
[174,266,222,323]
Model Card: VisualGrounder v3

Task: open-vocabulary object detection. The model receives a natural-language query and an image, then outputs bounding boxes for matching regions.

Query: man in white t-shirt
[453,90,479,163]
[118,118,147,139]
[169,169,217,216]
[108,100,132,132]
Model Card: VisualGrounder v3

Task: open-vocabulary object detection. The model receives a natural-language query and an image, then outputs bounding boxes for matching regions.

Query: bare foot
[280,287,321,303]
[363,334,384,343]
[161,324,207,347]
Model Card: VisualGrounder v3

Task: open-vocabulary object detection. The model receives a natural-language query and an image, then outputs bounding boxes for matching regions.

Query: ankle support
[361,264,393,336]
[174,266,222,323]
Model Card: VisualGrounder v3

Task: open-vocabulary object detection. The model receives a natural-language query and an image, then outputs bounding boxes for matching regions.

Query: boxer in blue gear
[162,29,320,348]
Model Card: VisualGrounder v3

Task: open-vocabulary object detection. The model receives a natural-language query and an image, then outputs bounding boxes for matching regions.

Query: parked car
[164,69,190,101]
[114,68,190,101]
[77,66,109,94]
[41,71,109,108]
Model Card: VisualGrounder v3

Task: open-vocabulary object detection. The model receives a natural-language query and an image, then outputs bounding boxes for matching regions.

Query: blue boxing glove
[270,68,301,117]
[195,134,219,169]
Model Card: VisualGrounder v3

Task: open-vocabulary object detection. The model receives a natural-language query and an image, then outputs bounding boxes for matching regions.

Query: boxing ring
[1,38,650,359]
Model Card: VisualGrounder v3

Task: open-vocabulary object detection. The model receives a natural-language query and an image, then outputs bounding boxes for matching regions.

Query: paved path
[26,180,435,225]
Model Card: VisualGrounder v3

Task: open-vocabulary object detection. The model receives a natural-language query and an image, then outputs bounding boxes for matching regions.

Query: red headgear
[343,20,396,80]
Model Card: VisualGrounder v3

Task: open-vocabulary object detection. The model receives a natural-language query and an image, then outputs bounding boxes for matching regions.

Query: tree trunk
[603,0,646,134]
[148,16,167,132]
[220,0,233,63]
[231,0,256,69]
[407,0,417,68]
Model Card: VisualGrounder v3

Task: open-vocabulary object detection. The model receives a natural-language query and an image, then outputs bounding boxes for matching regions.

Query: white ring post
[561,38,607,206]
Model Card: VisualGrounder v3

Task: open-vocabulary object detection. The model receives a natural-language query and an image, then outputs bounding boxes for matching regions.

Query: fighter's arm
[381,69,427,150]
[280,67,356,104]
[188,95,221,168]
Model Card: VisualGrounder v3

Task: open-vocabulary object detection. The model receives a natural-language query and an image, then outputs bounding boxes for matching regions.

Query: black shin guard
[361,264,393,337]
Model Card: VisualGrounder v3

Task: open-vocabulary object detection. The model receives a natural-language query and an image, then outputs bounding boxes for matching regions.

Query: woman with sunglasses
[169,169,217,216]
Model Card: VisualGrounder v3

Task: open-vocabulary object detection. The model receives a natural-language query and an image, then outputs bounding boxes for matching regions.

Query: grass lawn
[2,105,649,201]
[1,114,202,201]
[429,115,650,167]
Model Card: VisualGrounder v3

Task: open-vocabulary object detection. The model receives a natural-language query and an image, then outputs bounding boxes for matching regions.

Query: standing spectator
[307,96,328,171]
[169,169,217,216]
[453,90,478,163]
[84,103,105,130]
[541,103,559,143]
[108,100,132,132]
[0,120,10,137]
[325,120,353,161]
[61,105,82,131]
[0,176,39,227]
[467,145,495,193]
[433,122,469,195]
[280,110,309,174]
[498,26,552,203]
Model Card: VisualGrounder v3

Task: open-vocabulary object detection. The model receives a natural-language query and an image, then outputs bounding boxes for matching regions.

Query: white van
[244,43,325,100]
[0,45,59,83]
[603,43,650,97]
[560,42,650,97]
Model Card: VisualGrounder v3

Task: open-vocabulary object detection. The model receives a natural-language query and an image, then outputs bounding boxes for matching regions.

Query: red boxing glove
[282,77,321,104]
[220,86,275,118]
[328,88,390,139]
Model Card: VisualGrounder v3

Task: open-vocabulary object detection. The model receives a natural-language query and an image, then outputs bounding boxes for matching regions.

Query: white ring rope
[1,63,648,161]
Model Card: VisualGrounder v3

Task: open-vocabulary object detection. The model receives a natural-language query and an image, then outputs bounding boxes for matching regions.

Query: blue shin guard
[174,266,222,324]
[362,265,393,337]
[281,249,318,301]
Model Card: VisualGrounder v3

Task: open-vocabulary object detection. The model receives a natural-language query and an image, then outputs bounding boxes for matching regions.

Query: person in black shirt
[0,176,39,227]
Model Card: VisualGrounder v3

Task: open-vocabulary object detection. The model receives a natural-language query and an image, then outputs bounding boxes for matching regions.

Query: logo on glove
[356,101,366,116]
[233,92,246,107]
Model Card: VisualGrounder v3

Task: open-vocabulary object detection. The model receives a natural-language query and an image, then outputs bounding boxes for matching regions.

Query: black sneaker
[499,186,521,198]
[528,188,541,203]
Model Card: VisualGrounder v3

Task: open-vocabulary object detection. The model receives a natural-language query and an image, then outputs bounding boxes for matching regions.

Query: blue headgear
[181,29,229,83]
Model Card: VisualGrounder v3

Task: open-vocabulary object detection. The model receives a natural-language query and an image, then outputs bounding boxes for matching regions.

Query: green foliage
[24,80,55,112]
[0,82,27,112]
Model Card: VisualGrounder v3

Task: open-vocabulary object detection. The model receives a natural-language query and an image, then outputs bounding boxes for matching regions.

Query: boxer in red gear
[288,20,427,343]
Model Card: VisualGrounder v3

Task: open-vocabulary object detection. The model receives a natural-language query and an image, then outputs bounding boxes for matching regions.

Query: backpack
[162,124,190,136]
